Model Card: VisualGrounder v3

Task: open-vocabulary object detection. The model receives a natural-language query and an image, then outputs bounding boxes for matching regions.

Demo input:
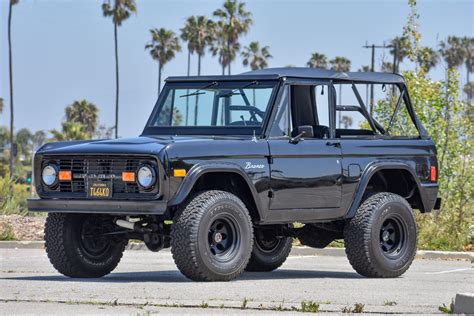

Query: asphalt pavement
[1,248,472,314]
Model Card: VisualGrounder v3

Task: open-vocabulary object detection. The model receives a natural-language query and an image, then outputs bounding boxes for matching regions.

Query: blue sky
[0,0,472,137]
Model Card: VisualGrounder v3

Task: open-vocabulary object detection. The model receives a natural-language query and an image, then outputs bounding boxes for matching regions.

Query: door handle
[326,141,341,148]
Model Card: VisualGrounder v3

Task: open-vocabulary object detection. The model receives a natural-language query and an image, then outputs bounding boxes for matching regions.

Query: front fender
[344,161,437,218]
[168,162,265,219]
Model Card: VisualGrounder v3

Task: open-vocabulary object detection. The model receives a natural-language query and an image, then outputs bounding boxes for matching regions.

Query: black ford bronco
[28,68,441,281]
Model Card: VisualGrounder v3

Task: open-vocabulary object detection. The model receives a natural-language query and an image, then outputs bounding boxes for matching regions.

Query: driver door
[267,83,342,211]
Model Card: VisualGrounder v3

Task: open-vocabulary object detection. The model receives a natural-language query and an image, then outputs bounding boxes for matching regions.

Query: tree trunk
[227,40,231,75]
[222,64,225,75]
[187,49,191,76]
[8,0,14,179]
[185,49,191,125]
[114,21,119,139]
[198,54,202,76]
[158,62,162,96]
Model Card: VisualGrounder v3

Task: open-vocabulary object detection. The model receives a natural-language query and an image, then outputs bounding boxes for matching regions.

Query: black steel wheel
[45,213,127,278]
[245,227,292,272]
[344,192,417,278]
[171,190,253,281]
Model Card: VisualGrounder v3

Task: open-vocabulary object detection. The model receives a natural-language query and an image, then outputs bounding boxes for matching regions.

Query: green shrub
[0,223,16,241]
[0,176,29,215]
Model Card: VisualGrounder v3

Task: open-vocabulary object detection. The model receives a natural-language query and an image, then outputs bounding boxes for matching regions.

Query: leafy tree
[65,100,99,135]
[31,130,47,151]
[181,16,215,76]
[51,100,100,141]
[375,0,473,250]
[8,0,19,180]
[0,97,3,114]
[439,36,466,69]
[102,0,137,139]
[213,0,252,75]
[330,56,351,127]
[307,52,328,69]
[358,65,371,72]
[15,128,32,162]
[241,41,272,70]
[417,46,439,72]
[145,28,181,95]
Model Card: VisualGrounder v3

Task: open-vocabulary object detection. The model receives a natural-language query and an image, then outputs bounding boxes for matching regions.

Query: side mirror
[289,125,314,144]
[297,125,314,138]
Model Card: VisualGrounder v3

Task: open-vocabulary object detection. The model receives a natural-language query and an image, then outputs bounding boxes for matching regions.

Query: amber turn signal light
[173,169,187,177]
[122,171,136,182]
[58,170,72,181]
[430,166,437,182]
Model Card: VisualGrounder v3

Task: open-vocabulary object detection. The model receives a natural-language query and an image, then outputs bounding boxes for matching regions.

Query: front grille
[41,156,158,198]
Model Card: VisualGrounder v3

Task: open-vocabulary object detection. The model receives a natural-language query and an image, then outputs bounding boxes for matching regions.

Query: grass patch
[384,300,397,306]
[342,303,365,313]
[241,297,249,309]
[438,299,454,314]
[0,223,16,241]
[300,300,320,313]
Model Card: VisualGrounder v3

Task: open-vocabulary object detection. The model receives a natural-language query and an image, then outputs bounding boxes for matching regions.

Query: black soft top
[166,67,406,84]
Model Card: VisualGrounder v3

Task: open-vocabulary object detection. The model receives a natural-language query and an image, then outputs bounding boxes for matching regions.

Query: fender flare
[344,161,431,218]
[168,162,265,220]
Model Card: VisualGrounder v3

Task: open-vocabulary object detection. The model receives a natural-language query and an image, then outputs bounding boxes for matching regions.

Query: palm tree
[65,100,99,136]
[330,57,351,127]
[180,19,196,78]
[181,16,215,76]
[417,47,439,72]
[381,62,394,73]
[307,52,328,69]
[241,41,272,70]
[211,21,240,75]
[0,97,4,114]
[8,0,19,179]
[102,0,137,139]
[464,82,473,101]
[389,36,409,73]
[439,36,466,69]
[213,0,252,75]
[145,28,181,95]
[461,37,473,94]
[341,116,353,129]
[51,122,90,141]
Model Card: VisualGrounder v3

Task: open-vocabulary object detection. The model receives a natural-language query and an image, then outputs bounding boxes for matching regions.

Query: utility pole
[362,42,394,114]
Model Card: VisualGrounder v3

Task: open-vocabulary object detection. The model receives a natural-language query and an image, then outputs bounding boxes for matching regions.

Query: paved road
[1,249,472,314]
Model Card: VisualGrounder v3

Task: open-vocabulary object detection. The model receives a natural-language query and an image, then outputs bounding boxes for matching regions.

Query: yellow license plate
[87,181,112,199]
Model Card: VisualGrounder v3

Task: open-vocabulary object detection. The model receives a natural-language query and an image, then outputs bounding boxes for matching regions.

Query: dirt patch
[0,215,45,241]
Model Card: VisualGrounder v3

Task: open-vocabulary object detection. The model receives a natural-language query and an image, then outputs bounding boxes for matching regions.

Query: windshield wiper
[218,81,258,97]
[180,81,218,98]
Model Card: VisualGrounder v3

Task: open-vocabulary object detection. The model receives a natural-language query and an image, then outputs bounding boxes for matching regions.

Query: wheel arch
[345,162,431,219]
[168,162,264,222]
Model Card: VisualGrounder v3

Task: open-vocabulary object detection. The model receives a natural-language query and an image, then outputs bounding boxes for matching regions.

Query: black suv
[28,68,441,281]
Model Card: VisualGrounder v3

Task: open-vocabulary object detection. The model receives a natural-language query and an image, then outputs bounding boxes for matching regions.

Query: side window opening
[334,83,419,138]
[270,84,331,139]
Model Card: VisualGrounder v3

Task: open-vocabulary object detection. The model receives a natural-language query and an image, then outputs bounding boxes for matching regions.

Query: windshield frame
[142,80,280,136]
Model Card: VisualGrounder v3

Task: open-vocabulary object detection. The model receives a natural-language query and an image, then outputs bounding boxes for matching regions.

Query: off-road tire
[245,231,292,272]
[45,213,126,278]
[344,192,417,278]
[171,190,253,281]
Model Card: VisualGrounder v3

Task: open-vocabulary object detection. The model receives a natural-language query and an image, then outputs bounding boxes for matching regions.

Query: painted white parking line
[424,268,472,275]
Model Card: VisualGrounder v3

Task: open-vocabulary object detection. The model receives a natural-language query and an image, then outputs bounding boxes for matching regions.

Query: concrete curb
[1,241,472,261]
[454,293,474,314]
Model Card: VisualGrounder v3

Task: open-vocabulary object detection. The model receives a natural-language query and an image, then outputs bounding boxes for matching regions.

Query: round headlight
[137,166,155,188]
[42,165,58,186]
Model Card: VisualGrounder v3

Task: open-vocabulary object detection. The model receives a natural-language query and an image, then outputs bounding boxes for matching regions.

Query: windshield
[145,81,278,134]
